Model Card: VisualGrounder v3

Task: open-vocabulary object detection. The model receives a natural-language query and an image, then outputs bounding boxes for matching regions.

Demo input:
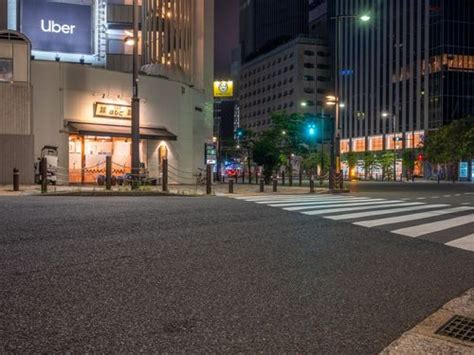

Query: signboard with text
[94,103,132,120]
[213,81,234,98]
[21,0,93,54]
[205,143,217,165]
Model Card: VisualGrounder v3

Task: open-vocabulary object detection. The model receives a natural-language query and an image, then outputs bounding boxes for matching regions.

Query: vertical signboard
[21,0,92,54]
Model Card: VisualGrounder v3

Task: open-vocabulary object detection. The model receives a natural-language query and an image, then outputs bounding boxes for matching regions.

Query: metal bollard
[13,168,20,191]
[106,156,112,190]
[229,179,234,194]
[310,178,315,193]
[206,164,212,195]
[282,171,285,186]
[299,169,303,186]
[255,170,259,185]
[272,177,278,192]
[260,179,265,192]
[162,159,169,192]
[40,157,47,194]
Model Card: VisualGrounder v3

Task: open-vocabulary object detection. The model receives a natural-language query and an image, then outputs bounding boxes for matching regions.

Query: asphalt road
[0,193,473,353]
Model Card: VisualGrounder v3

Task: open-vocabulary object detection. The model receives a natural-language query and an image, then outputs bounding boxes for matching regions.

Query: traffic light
[308,124,317,136]
[236,128,245,139]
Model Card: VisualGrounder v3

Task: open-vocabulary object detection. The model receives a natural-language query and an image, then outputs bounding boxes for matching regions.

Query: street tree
[252,131,282,183]
[362,151,376,180]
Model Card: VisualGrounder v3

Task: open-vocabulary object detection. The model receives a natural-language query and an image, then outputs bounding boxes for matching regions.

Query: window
[304,75,315,81]
[317,76,330,82]
[304,63,315,69]
[304,88,315,94]
[304,50,315,56]
[317,51,330,57]
[317,64,330,70]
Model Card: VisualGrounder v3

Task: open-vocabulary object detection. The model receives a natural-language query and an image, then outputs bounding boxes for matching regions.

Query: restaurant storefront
[66,121,176,184]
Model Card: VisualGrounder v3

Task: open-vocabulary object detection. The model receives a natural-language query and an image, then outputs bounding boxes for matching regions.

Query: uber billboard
[21,0,92,54]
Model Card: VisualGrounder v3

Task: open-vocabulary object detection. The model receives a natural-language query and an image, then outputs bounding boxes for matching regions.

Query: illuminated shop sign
[94,103,132,120]
[21,0,92,54]
[213,81,234,98]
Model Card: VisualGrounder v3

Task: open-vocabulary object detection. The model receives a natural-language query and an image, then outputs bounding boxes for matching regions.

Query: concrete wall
[31,61,213,184]
[0,0,7,29]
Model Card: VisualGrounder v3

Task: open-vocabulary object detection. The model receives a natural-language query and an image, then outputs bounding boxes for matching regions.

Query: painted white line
[231,195,332,200]
[454,194,461,197]
[416,197,427,200]
[355,207,474,228]
[326,204,448,221]
[301,202,423,215]
[446,234,474,252]
[254,196,356,204]
[443,195,452,198]
[431,196,440,199]
[461,202,472,205]
[239,195,351,202]
[268,198,373,207]
[285,200,394,211]
[391,214,474,238]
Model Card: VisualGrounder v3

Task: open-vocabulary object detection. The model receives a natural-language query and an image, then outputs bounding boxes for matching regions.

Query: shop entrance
[69,135,141,184]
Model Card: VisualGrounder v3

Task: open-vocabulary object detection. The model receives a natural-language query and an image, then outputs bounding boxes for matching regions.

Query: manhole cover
[436,315,474,343]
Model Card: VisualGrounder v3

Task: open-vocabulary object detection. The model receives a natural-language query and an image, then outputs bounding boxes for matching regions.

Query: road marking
[454,194,461,196]
[446,234,474,252]
[242,196,351,203]
[254,196,356,204]
[326,204,448,221]
[285,200,395,211]
[355,207,474,228]
[301,202,423,215]
[443,195,452,198]
[431,196,440,199]
[269,198,377,207]
[391,214,474,237]
[416,197,427,200]
[461,202,471,205]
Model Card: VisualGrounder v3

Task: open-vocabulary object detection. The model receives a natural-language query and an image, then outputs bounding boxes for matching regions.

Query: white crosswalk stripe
[354,206,474,228]
[446,234,474,252]
[229,194,474,252]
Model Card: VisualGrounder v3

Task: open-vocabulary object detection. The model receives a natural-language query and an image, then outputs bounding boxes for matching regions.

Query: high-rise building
[309,0,328,39]
[331,0,474,178]
[239,37,331,134]
[0,0,214,184]
[239,0,309,62]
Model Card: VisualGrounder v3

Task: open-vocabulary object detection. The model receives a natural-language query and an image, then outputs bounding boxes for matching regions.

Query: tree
[252,131,281,183]
[238,129,256,183]
[402,150,416,179]
[342,151,359,180]
[424,117,474,181]
[362,151,376,180]
[377,151,395,180]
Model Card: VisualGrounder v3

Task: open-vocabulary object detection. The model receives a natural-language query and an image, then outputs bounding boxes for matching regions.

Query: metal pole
[228,179,234,194]
[393,116,397,181]
[330,18,340,191]
[206,164,212,195]
[131,0,140,190]
[162,159,168,192]
[259,178,264,192]
[272,177,278,192]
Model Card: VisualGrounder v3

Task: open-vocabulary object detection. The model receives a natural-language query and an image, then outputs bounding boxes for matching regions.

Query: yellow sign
[94,102,132,120]
[213,81,234,97]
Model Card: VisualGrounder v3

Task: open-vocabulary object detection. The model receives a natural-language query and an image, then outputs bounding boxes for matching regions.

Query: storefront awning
[65,121,177,141]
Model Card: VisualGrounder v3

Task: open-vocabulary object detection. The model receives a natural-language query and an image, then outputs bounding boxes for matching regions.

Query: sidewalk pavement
[0,182,328,197]
[381,288,474,354]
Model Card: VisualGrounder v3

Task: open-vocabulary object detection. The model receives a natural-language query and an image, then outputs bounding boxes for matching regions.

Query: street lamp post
[131,0,140,188]
[329,13,371,191]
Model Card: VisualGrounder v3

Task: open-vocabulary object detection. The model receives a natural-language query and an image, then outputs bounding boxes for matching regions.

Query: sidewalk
[0,182,328,197]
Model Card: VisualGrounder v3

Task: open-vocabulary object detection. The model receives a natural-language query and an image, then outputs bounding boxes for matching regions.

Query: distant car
[225,168,239,178]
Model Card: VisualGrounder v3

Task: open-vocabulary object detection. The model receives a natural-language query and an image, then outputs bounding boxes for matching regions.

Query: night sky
[214,0,239,78]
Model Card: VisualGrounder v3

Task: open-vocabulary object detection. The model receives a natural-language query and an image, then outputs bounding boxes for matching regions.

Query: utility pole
[131,0,140,188]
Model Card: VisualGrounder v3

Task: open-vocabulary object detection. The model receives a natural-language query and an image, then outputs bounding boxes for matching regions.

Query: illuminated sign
[205,143,217,165]
[21,0,92,54]
[94,103,132,120]
[213,81,234,97]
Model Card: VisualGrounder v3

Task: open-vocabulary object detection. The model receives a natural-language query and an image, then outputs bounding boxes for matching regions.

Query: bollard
[229,179,234,193]
[310,178,315,193]
[206,164,212,195]
[255,170,259,185]
[106,156,112,190]
[242,171,245,184]
[13,168,20,191]
[282,171,285,186]
[248,170,252,185]
[162,159,169,192]
[40,157,48,193]
[299,169,303,187]
[289,172,293,187]
[272,177,278,192]
[259,178,265,192]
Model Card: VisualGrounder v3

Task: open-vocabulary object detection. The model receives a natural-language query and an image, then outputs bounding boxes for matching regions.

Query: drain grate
[436,315,474,343]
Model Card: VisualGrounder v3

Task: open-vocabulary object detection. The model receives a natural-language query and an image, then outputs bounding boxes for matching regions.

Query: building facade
[0,0,214,185]
[309,0,327,39]
[239,37,331,134]
[239,0,309,62]
[331,0,474,179]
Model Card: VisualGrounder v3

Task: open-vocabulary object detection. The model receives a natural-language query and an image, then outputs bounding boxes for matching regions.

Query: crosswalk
[230,194,474,252]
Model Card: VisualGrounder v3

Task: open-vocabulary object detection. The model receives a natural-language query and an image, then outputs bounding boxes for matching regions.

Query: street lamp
[329,12,372,191]
[123,0,141,188]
